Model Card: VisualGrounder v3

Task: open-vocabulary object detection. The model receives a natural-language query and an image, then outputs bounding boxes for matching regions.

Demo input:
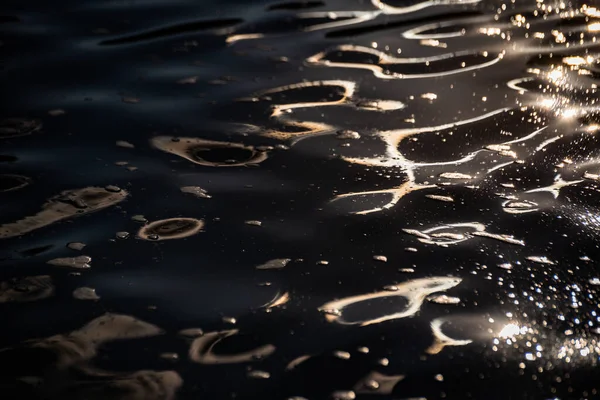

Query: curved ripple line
[307,44,504,79]
[372,0,481,15]
[227,10,379,44]
[332,108,555,214]
[189,330,276,364]
[260,79,357,117]
[325,10,482,38]
[318,277,462,326]
[426,317,473,354]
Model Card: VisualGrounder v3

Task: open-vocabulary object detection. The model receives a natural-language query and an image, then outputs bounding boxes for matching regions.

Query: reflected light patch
[560,108,579,119]
[498,323,524,338]
[538,98,556,109]
[562,56,592,66]
[547,68,564,83]
[588,22,600,32]
[585,124,600,132]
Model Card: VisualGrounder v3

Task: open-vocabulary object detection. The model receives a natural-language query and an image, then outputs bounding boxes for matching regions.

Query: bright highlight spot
[499,323,522,338]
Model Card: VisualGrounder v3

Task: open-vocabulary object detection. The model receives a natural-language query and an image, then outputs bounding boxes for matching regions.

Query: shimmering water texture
[3,0,600,399]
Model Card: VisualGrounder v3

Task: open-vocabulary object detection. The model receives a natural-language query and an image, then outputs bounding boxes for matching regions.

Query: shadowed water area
[1,0,600,398]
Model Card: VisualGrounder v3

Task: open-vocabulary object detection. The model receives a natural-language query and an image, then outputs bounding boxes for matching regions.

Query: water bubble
[138,218,204,241]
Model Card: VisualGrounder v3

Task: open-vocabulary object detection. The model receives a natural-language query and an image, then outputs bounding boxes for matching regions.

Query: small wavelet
[47,255,92,269]
[0,174,31,193]
[262,291,290,309]
[227,11,377,43]
[327,11,481,38]
[0,187,128,239]
[307,45,502,79]
[403,222,524,247]
[267,1,325,11]
[256,258,292,270]
[0,118,42,138]
[180,186,211,199]
[152,136,270,167]
[372,0,481,15]
[353,371,404,394]
[0,275,54,303]
[6,0,600,397]
[99,18,243,45]
[73,287,101,301]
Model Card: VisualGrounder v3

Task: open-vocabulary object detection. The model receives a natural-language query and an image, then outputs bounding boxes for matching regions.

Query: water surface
[2,0,600,398]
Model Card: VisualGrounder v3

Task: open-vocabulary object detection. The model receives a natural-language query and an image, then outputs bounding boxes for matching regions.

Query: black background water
[2,0,600,399]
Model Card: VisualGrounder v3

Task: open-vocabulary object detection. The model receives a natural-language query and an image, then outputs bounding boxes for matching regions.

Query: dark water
[1,0,600,398]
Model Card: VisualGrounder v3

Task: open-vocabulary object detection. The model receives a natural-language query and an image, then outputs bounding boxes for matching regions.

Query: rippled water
[2,0,600,398]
